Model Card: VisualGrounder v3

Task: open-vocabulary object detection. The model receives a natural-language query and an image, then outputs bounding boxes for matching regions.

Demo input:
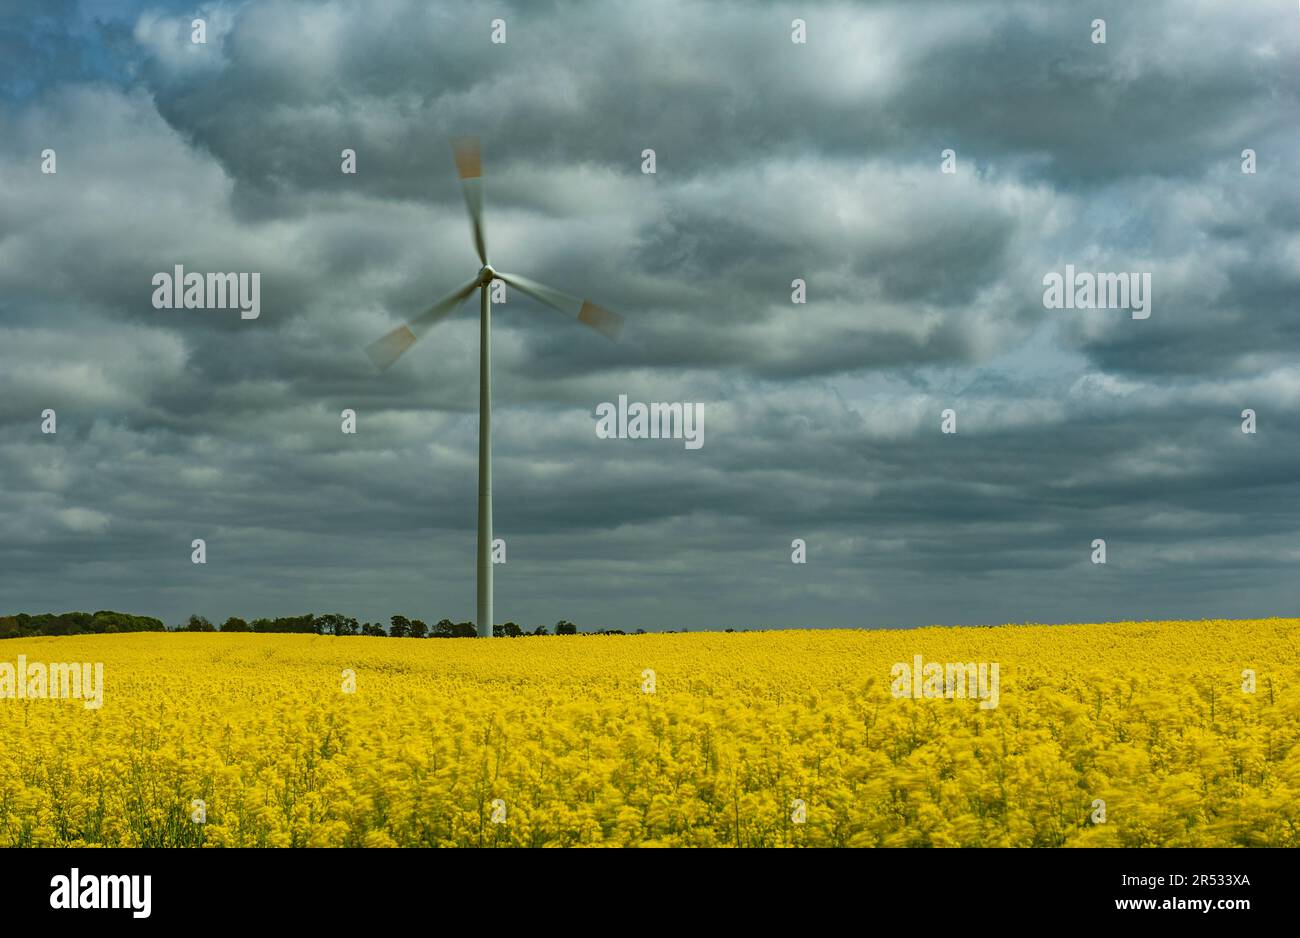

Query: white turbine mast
[365,137,624,637]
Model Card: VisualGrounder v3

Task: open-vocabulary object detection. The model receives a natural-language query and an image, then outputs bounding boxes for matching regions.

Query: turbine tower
[365,137,624,637]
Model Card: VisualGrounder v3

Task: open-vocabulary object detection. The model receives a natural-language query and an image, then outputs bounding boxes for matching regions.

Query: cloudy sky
[1,0,1297,631]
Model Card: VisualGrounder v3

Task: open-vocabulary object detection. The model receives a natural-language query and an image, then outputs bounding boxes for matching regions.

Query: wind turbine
[365,137,624,637]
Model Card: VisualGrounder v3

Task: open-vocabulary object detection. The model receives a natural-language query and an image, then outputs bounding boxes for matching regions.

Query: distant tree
[41,615,77,636]
[634,629,646,635]
[184,614,216,632]
[60,612,94,633]
[220,616,250,632]
[531,625,549,636]
[361,622,386,637]
[431,619,455,639]
[452,621,476,638]
[106,611,163,633]
[555,620,577,635]
[409,619,428,639]
[390,615,412,638]
[250,614,316,634]
[314,613,359,636]
[493,622,523,638]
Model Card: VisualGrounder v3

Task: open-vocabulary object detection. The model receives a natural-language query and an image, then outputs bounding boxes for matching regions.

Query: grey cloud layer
[0,0,1295,628]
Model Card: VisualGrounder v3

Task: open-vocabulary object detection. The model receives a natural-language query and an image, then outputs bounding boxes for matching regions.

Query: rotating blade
[497,271,624,341]
[365,277,480,371]
[451,136,487,265]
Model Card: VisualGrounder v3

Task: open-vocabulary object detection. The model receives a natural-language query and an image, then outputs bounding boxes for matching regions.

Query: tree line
[0,610,166,639]
[181,614,632,637]
[0,611,651,639]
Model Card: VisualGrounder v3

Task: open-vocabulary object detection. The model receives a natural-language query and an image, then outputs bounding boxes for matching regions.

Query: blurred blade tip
[579,300,624,341]
[365,324,417,371]
[452,136,482,179]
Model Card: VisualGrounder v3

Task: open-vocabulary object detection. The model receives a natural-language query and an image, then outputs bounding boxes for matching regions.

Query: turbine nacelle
[478,264,497,285]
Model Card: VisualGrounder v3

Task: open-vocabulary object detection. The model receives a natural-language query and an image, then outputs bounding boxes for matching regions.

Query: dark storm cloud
[0,0,1296,629]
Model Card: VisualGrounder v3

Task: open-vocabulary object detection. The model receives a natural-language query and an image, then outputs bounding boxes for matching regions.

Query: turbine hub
[478,264,497,285]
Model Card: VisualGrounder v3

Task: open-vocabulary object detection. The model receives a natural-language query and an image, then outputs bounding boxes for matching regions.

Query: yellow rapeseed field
[1,619,1298,847]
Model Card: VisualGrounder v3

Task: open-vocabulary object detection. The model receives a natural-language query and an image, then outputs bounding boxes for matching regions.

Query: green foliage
[251,614,317,634]
[0,610,166,639]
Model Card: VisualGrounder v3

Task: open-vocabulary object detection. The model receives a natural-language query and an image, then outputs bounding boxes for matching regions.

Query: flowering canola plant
[1,619,1297,847]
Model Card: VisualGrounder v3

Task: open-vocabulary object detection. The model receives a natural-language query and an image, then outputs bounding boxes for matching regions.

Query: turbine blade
[451,136,487,265]
[365,278,479,371]
[498,271,624,341]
